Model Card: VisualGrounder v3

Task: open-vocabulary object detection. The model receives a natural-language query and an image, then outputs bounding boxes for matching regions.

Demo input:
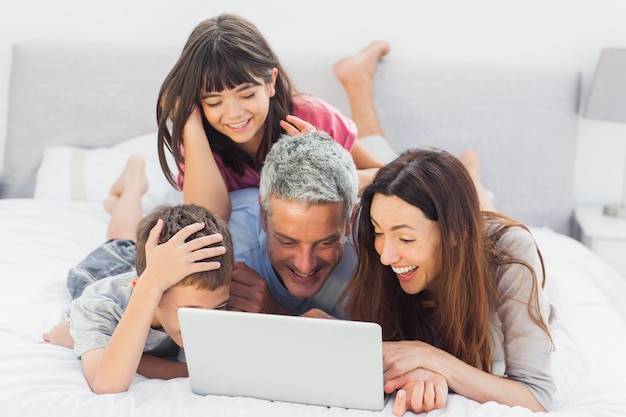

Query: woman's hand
[383,340,447,415]
[383,340,434,380]
[383,340,548,412]
[386,368,448,416]
[279,115,318,136]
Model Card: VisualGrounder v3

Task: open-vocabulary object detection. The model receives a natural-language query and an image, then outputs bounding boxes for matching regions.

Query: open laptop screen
[178,308,385,411]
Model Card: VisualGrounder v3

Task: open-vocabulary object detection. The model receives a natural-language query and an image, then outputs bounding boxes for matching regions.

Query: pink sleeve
[291,95,357,152]
[178,94,355,192]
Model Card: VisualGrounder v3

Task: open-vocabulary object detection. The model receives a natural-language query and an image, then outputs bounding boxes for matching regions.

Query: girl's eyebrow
[202,83,257,99]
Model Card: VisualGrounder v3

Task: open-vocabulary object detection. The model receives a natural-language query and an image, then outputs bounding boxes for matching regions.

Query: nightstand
[573,206,626,277]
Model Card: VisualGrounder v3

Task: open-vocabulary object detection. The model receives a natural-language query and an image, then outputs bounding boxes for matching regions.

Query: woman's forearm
[429,347,546,412]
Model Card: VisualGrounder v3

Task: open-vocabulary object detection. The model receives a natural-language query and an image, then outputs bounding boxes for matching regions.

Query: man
[41,132,361,348]
[226,131,360,318]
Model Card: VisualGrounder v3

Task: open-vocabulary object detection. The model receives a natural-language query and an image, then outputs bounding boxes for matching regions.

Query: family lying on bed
[42,13,555,416]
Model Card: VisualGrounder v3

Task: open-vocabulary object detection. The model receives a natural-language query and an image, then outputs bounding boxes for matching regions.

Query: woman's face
[199,69,278,158]
[370,193,442,295]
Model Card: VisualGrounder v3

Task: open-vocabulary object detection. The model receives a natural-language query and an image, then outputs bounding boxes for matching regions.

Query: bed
[1,41,625,417]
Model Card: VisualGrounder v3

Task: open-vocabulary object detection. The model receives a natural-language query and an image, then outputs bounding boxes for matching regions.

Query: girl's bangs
[202,56,261,93]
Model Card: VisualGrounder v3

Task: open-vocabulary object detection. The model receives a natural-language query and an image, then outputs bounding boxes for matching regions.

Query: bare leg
[333,41,390,138]
[104,154,148,240]
[42,155,148,348]
[460,150,496,212]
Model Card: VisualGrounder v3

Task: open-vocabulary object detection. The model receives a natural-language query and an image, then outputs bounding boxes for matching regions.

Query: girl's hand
[279,114,318,136]
[386,368,448,416]
[183,106,205,138]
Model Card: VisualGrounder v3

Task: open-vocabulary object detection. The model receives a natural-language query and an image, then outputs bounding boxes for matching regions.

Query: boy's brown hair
[134,204,233,290]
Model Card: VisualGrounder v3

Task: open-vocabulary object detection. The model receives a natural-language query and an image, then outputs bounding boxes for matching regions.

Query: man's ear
[258,195,268,233]
[345,203,359,236]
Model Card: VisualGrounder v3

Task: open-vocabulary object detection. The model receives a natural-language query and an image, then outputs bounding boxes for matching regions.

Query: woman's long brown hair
[340,147,549,371]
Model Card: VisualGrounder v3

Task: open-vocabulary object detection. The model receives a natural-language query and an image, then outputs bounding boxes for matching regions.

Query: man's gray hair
[259,131,359,222]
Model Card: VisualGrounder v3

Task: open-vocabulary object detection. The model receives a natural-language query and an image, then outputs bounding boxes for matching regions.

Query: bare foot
[103,154,149,214]
[42,320,74,349]
[460,150,481,179]
[460,150,495,212]
[333,41,390,89]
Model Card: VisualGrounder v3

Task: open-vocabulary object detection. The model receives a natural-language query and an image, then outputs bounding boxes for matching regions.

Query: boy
[44,155,233,394]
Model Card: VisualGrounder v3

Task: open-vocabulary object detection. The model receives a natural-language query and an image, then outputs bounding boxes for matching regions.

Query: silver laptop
[178,308,386,411]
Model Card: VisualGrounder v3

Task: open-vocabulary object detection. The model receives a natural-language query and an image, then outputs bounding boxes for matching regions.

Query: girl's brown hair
[157,14,296,187]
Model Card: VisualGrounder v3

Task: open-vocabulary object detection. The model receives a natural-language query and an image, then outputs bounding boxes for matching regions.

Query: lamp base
[603,204,626,217]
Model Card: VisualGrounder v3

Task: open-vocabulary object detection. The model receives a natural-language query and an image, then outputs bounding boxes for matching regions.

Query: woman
[341,147,555,415]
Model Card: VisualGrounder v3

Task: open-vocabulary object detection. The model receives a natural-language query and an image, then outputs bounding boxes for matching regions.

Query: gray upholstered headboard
[2,42,180,198]
[374,60,581,235]
[1,42,580,235]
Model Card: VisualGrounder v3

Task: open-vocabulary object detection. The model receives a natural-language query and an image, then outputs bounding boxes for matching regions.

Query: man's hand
[301,308,335,319]
[42,320,74,348]
[228,262,289,315]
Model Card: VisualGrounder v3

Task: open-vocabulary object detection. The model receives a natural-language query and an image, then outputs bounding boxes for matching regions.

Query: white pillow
[34,132,182,213]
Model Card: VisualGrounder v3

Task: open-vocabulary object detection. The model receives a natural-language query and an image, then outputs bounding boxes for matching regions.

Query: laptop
[178,308,386,411]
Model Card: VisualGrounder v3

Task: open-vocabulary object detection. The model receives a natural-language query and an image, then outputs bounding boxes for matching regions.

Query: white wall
[1,0,625,206]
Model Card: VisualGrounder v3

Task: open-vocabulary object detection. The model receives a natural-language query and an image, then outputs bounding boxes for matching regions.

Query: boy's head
[135,203,233,290]
[134,204,233,347]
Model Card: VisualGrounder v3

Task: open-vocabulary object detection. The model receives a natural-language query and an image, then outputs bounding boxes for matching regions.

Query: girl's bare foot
[333,41,390,89]
[103,154,148,214]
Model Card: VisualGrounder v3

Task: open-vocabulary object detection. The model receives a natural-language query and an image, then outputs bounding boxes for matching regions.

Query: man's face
[262,197,350,299]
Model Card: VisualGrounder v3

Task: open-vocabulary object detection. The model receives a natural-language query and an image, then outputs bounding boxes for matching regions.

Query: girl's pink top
[178,94,357,191]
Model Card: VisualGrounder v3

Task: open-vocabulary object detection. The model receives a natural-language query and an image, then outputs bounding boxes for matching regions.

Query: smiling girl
[157,14,386,221]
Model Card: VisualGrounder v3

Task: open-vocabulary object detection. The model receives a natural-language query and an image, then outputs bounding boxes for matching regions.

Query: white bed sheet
[1,198,625,417]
